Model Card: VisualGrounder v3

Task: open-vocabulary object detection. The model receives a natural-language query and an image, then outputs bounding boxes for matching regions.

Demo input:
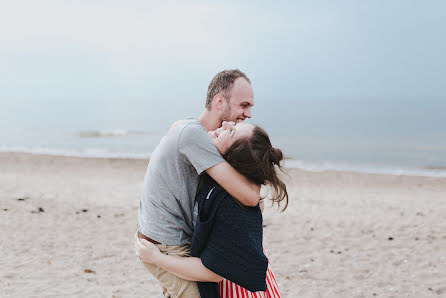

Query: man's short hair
[205,69,251,110]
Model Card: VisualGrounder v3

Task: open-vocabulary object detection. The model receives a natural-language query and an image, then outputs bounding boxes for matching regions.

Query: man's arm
[177,123,260,206]
[206,162,260,207]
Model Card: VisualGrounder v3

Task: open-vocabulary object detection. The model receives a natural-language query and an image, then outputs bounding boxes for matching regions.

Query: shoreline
[2,150,446,178]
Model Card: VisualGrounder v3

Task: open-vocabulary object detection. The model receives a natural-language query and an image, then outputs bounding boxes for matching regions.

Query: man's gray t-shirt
[138,119,225,245]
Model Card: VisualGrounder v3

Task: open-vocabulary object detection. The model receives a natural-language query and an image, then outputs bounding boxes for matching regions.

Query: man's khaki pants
[142,242,200,298]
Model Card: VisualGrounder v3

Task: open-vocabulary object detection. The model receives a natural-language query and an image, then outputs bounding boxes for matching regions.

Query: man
[137,69,259,297]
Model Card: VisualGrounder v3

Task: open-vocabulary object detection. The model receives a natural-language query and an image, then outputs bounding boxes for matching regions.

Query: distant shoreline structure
[2,146,446,178]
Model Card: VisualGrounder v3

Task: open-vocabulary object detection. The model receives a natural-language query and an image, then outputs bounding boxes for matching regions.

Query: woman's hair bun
[270,147,283,165]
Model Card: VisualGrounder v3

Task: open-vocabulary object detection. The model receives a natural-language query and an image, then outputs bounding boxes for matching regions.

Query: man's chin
[220,116,244,124]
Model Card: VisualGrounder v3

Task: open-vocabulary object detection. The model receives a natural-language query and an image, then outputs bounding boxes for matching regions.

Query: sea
[2,96,446,177]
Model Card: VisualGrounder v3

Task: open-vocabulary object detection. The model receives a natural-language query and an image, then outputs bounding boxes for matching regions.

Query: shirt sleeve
[178,124,225,175]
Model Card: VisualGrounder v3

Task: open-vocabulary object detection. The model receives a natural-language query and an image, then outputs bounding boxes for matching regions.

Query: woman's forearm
[136,237,223,282]
[154,253,223,282]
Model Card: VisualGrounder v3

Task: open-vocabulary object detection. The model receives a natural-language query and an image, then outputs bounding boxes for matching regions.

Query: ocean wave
[77,130,152,138]
[283,159,446,178]
[1,145,446,177]
[0,146,149,159]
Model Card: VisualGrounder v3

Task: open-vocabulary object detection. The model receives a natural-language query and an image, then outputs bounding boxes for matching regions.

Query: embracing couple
[135,69,288,298]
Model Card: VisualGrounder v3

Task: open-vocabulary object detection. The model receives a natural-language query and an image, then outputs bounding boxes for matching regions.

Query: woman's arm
[135,237,223,282]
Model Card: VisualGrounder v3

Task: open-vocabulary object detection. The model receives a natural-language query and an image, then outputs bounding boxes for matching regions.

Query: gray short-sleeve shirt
[138,119,225,245]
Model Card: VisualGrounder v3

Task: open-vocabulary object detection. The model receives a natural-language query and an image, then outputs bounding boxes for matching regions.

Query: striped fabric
[218,248,281,298]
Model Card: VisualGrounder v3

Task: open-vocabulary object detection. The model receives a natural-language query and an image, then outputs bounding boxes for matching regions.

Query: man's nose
[244,108,252,119]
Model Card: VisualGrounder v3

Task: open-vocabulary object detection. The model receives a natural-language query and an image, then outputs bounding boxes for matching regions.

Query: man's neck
[198,110,220,132]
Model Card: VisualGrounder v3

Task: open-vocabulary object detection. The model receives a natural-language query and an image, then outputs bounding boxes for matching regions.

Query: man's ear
[213,94,227,112]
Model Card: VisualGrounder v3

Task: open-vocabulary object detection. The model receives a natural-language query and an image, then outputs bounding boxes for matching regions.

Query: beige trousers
[142,242,200,298]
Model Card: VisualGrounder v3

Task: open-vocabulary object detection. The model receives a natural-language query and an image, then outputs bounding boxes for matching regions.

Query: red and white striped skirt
[218,248,281,298]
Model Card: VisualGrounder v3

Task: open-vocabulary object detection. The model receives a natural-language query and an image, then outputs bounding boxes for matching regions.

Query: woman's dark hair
[223,126,288,211]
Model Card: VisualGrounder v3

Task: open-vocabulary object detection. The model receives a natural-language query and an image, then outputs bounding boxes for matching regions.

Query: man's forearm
[206,162,260,207]
[231,175,260,206]
[153,254,223,282]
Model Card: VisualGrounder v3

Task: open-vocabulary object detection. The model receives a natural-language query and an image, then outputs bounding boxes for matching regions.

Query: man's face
[221,78,254,123]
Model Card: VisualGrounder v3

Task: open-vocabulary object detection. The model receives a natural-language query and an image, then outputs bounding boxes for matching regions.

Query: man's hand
[209,121,236,138]
[221,121,236,130]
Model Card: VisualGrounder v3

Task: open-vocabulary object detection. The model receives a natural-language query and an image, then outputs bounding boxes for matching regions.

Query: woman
[136,123,288,298]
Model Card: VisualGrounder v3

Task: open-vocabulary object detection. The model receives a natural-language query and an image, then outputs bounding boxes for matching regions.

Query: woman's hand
[134,236,162,265]
[134,234,223,282]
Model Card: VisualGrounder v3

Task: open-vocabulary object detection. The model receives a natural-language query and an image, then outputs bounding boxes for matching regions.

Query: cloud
[0,1,445,99]
[0,1,237,57]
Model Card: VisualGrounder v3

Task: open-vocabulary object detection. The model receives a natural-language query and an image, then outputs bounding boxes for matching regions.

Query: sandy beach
[1,152,445,297]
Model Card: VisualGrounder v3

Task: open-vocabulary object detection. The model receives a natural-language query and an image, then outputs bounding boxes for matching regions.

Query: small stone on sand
[31,207,45,213]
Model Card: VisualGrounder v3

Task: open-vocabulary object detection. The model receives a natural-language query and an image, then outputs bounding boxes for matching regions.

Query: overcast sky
[1,0,445,104]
